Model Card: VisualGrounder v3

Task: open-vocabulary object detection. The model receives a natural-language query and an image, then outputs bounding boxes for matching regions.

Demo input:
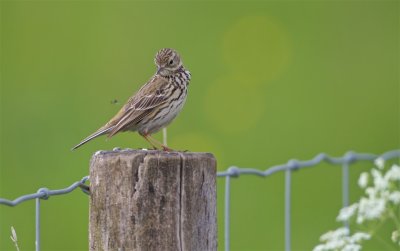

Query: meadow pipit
[72,48,191,151]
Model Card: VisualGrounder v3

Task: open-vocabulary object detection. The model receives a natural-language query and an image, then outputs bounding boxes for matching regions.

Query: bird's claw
[162,146,173,152]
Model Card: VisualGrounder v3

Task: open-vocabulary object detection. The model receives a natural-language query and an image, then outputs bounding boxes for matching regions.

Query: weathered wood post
[89,149,217,251]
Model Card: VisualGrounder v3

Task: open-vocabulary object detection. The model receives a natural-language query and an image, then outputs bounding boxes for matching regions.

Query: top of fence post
[89,149,217,251]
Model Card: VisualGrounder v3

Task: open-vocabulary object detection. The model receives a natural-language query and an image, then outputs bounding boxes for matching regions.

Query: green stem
[356,213,397,251]
[389,208,400,230]
[372,231,397,251]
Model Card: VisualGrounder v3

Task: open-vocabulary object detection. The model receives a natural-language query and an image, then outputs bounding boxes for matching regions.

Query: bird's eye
[169,60,174,65]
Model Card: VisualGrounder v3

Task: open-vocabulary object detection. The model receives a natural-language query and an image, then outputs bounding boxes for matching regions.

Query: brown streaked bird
[72,48,191,151]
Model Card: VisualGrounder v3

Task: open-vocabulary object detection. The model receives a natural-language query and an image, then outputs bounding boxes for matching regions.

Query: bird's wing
[107,76,170,137]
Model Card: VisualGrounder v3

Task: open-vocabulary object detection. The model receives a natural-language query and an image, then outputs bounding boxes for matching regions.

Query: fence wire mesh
[1,150,399,251]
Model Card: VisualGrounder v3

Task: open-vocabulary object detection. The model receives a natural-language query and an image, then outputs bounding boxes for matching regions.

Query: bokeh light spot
[222,15,291,83]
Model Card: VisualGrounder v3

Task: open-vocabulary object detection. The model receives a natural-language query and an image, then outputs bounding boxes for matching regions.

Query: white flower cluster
[314,228,370,251]
[339,159,400,225]
[314,158,400,250]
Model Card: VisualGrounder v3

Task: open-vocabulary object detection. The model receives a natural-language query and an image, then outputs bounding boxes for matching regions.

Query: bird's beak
[157,67,164,75]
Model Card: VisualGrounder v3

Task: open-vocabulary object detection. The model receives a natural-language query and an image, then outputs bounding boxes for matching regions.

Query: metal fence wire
[1,149,399,251]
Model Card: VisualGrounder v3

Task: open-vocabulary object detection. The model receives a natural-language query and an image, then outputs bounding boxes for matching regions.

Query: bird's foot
[162,145,173,152]
[175,149,189,152]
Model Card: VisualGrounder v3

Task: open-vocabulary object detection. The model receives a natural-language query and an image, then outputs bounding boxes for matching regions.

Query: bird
[72,48,191,151]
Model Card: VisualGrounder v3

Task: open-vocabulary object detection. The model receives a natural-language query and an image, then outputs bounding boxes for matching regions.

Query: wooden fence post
[89,149,217,251]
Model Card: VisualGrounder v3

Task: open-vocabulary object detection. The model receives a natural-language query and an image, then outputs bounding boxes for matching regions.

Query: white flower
[392,230,399,245]
[320,227,349,242]
[315,228,370,251]
[371,168,388,191]
[325,239,346,250]
[342,243,362,251]
[313,244,326,251]
[337,204,358,222]
[374,157,385,169]
[358,172,369,188]
[365,187,377,199]
[315,160,400,251]
[349,232,371,243]
[357,197,386,224]
[385,164,400,181]
[388,191,400,205]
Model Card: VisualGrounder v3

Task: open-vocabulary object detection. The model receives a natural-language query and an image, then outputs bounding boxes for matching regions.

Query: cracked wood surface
[89,149,217,251]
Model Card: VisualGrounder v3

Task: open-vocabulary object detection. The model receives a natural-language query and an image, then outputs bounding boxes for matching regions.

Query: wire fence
[1,149,399,251]
[0,176,90,251]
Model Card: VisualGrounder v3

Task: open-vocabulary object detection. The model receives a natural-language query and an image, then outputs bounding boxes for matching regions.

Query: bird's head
[155,48,183,77]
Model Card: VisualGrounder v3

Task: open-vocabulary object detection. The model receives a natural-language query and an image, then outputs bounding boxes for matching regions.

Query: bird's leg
[145,134,174,152]
[142,134,159,150]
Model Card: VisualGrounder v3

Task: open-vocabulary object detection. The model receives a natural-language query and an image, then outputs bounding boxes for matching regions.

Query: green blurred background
[1,0,399,250]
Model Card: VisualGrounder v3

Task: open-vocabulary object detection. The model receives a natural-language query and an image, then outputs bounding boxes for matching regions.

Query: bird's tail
[71,126,114,150]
